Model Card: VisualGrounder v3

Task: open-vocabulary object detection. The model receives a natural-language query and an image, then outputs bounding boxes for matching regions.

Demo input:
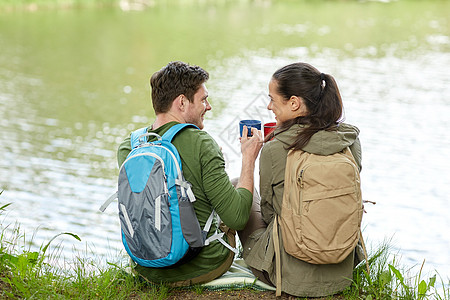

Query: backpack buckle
[137,132,162,145]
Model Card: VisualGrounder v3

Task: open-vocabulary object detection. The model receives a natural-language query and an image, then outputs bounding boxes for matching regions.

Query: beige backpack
[279,147,363,265]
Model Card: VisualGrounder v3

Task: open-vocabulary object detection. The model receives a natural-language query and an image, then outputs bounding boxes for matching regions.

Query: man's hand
[240,126,263,162]
[237,126,263,193]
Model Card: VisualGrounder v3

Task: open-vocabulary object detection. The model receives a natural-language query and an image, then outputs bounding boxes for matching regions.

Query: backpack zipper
[298,170,304,188]
[120,152,166,171]
[298,169,305,214]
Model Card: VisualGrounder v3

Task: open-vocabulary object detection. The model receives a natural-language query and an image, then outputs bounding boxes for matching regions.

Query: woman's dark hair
[268,62,344,150]
[150,61,209,114]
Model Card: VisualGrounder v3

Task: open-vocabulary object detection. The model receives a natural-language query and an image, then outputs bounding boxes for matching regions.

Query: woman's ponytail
[271,63,344,151]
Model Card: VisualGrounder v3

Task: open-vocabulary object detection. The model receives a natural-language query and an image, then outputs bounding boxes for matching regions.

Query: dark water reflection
[0,0,449,281]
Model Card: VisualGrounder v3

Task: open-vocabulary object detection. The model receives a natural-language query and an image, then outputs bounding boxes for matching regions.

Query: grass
[342,239,449,300]
[1,190,449,299]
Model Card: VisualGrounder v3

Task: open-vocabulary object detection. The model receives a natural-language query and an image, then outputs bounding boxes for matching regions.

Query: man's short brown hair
[150,61,209,114]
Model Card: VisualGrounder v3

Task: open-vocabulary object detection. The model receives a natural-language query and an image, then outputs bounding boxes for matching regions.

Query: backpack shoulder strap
[273,215,282,297]
[130,127,149,149]
[161,123,199,142]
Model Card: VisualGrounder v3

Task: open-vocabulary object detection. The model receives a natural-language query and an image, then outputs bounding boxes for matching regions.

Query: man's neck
[152,112,184,130]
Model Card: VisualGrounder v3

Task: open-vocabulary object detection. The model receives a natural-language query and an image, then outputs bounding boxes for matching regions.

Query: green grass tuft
[343,238,449,299]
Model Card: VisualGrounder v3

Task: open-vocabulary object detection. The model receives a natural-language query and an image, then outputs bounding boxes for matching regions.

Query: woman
[240,62,362,297]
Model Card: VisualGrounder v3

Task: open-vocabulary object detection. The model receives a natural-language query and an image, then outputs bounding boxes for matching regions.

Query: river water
[0,0,449,283]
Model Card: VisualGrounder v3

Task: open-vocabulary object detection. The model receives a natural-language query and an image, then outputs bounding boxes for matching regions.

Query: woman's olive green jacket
[243,123,362,297]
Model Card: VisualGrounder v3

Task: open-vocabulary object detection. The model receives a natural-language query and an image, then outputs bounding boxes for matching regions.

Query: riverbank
[0,0,425,12]
[0,0,229,12]
[1,0,449,297]
[0,0,117,11]
[1,195,448,299]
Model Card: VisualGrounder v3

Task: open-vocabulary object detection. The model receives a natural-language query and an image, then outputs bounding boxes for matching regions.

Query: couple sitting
[117,61,362,298]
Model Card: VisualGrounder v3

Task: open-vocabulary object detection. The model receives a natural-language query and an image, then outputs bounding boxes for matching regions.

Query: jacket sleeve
[117,135,131,168]
[349,137,362,172]
[197,133,253,230]
[259,143,276,224]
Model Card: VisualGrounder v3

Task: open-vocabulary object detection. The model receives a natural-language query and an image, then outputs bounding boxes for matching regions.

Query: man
[117,61,262,285]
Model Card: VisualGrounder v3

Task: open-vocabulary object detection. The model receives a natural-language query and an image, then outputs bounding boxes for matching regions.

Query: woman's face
[268,79,305,125]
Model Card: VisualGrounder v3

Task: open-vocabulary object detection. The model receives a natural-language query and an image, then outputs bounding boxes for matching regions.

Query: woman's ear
[289,96,308,116]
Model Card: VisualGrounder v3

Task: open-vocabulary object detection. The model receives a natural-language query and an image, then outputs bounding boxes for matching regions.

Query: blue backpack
[100,123,227,268]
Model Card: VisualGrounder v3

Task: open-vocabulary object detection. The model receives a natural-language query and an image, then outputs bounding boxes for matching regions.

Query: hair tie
[320,73,325,81]
[318,73,326,102]
[320,73,326,88]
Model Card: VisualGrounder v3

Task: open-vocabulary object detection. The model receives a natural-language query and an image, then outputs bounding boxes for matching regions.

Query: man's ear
[173,95,186,111]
